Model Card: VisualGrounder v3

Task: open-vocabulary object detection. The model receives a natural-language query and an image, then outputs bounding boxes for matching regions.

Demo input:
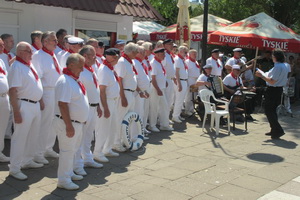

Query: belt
[55,115,86,124]
[89,103,99,107]
[20,98,38,104]
[267,86,283,88]
[124,89,135,92]
[0,93,7,97]
[180,79,188,81]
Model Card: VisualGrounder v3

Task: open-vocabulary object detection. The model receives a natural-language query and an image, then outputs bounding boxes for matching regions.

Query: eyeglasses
[21,50,33,54]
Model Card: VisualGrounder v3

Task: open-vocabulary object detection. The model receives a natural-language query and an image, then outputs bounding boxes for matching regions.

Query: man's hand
[144,91,150,98]
[66,124,75,138]
[39,99,45,111]
[97,105,102,118]
[157,88,163,96]
[255,71,263,78]
[104,107,110,118]
[121,97,128,107]
[13,110,22,124]
[178,84,182,92]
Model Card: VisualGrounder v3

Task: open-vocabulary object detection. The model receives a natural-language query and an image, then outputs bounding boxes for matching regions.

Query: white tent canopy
[133,21,165,41]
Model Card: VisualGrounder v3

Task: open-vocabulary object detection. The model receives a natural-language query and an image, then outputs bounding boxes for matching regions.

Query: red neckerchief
[42,47,61,75]
[0,65,6,75]
[16,56,38,81]
[135,57,148,75]
[177,54,188,70]
[188,56,200,69]
[234,56,241,64]
[62,68,86,95]
[212,56,221,68]
[145,56,152,71]
[95,55,105,68]
[230,72,240,86]
[68,49,75,54]
[122,53,138,75]
[57,43,67,51]
[154,56,166,75]
[84,64,98,88]
[103,59,119,81]
[96,54,104,62]
[4,49,12,60]
[165,50,174,64]
[32,43,40,51]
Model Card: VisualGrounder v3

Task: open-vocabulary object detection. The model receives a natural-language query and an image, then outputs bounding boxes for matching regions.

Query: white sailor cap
[233,48,242,52]
[116,40,126,45]
[68,37,84,45]
[232,64,241,70]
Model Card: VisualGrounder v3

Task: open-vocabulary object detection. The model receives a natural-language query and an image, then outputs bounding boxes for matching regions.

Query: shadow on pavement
[263,139,298,149]
[246,153,284,163]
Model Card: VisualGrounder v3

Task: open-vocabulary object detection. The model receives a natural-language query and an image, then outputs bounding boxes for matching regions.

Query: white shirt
[56,49,67,65]
[197,73,209,91]
[174,56,188,80]
[150,58,166,89]
[148,54,154,62]
[8,60,43,101]
[133,59,151,91]
[59,51,71,69]
[162,52,175,79]
[185,58,201,78]
[206,57,223,76]
[0,60,9,94]
[225,57,245,68]
[55,74,89,123]
[97,64,120,99]
[54,46,62,56]
[31,49,61,88]
[244,70,254,81]
[223,73,243,88]
[79,67,100,104]
[0,53,10,69]
[143,58,152,80]
[114,56,137,91]
[31,45,39,54]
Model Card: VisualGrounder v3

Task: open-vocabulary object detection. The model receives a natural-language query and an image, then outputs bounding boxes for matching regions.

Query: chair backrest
[199,89,215,113]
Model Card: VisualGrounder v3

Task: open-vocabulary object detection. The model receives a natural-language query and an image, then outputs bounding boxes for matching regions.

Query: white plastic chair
[199,89,230,136]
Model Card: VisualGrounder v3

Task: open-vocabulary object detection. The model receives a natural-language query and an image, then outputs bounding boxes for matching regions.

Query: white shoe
[148,126,160,133]
[71,174,83,181]
[143,136,149,140]
[57,182,79,190]
[185,111,193,116]
[169,120,174,125]
[21,160,44,169]
[104,150,119,157]
[144,129,151,134]
[179,116,185,121]
[44,150,59,158]
[74,168,87,176]
[84,161,103,168]
[112,144,127,152]
[94,155,109,163]
[159,126,174,131]
[34,156,49,165]
[172,117,182,123]
[9,171,28,180]
[0,153,10,162]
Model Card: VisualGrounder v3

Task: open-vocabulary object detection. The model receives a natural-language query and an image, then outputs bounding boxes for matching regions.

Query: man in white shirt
[149,48,174,132]
[86,39,105,74]
[113,43,138,152]
[206,49,223,77]
[162,39,176,114]
[114,40,126,52]
[172,46,189,123]
[59,37,84,69]
[56,35,71,63]
[54,53,89,190]
[32,31,62,164]
[73,45,103,175]
[0,41,10,162]
[1,34,15,65]
[54,29,67,56]
[8,42,44,180]
[31,31,43,54]
[225,48,246,74]
[184,49,201,116]
[94,48,120,163]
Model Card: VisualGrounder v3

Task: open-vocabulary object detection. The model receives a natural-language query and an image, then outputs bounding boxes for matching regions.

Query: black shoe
[246,115,254,121]
[271,132,285,139]
[265,132,272,136]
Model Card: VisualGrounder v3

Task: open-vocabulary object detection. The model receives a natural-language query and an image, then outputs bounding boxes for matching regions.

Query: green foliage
[148,0,179,26]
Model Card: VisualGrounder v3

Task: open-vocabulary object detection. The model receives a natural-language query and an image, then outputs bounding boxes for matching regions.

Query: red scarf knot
[62,68,86,95]
[178,54,188,70]
[57,43,67,51]
[188,56,200,69]
[32,43,41,51]
[154,56,166,75]
[145,56,152,71]
[212,56,221,68]
[0,66,6,75]
[135,57,148,75]
[84,65,98,88]
[122,53,138,75]
[230,72,240,86]
[16,56,38,81]
[166,50,174,64]
[103,60,119,81]
[42,47,61,75]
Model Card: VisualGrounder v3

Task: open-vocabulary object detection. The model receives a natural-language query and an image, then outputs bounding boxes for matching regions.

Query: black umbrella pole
[201,0,209,67]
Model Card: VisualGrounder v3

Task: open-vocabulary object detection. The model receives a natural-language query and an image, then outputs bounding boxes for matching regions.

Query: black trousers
[264,86,284,135]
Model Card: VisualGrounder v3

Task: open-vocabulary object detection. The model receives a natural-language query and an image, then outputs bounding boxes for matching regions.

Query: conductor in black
[255,49,288,139]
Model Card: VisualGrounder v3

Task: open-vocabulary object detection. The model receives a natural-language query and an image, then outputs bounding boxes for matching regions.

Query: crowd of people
[0,29,293,190]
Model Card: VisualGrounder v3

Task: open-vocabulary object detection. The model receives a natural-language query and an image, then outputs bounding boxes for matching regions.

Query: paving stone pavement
[0,102,300,200]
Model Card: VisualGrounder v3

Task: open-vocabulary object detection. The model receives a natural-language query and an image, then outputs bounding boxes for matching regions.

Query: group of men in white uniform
[1,29,252,190]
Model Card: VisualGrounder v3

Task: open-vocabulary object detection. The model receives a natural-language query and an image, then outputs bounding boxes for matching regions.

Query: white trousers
[0,95,10,153]
[9,101,41,173]
[173,80,188,118]
[165,79,175,111]
[5,110,13,138]
[185,77,198,113]
[36,89,55,157]
[54,118,83,185]
[74,106,96,169]
[143,96,150,129]
[114,91,135,146]
[149,86,169,127]
[94,98,118,156]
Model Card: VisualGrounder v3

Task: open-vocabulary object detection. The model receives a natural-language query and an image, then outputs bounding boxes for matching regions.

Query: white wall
[0,0,133,46]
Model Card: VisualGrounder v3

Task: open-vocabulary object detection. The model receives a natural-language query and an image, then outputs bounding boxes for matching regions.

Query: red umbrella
[150,14,232,42]
[208,12,300,53]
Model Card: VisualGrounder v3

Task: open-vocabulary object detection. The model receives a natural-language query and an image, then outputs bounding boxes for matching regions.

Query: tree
[148,0,179,26]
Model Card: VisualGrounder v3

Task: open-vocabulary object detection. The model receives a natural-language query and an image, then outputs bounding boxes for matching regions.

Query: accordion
[207,76,224,98]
